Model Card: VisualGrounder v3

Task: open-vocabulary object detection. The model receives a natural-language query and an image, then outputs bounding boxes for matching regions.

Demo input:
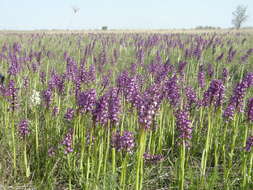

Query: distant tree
[102,26,108,31]
[195,26,221,30]
[232,5,248,29]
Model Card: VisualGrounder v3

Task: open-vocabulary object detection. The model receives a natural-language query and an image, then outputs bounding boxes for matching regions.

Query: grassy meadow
[0,30,253,189]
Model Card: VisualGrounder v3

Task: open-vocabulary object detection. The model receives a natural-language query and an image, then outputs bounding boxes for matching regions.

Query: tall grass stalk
[135,129,146,190]
[200,110,213,185]
[179,141,186,190]
[11,117,17,176]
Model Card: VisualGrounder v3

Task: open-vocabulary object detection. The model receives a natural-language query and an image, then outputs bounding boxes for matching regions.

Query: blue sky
[1,0,252,30]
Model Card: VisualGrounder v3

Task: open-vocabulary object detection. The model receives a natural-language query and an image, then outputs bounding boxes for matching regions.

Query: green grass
[0,31,253,189]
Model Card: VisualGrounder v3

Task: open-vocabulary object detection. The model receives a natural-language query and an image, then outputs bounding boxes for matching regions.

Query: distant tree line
[194,5,249,30]
[101,26,108,31]
[195,26,221,30]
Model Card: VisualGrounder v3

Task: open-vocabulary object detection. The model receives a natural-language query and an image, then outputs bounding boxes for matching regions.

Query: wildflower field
[0,31,253,190]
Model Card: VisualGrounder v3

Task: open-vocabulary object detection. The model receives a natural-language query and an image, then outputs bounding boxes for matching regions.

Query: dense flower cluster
[164,75,180,107]
[241,48,253,63]
[18,119,30,138]
[117,72,140,103]
[137,84,164,130]
[202,79,225,107]
[193,44,202,60]
[48,73,65,95]
[65,57,79,81]
[108,88,121,125]
[246,98,253,122]
[52,106,59,116]
[155,58,173,83]
[64,108,75,121]
[223,104,236,121]
[224,72,253,120]
[178,61,188,74]
[245,136,253,152]
[111,131,135,152]
[198,65,205,88]
[92,88,121,126]
[175,109,192,145]
[8,55,21,76]
[78,64,96,84]
[222,68,229,82]
[6,80,19,112]
[92,93,109,125]
[243,72,253,87]
[143,152,164,164]
[23,77,29,89]
[42,88,53,109]
[227,47,237,63]
[61,129,74,154]
[185,86,198,109]
[77,89,97,114]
